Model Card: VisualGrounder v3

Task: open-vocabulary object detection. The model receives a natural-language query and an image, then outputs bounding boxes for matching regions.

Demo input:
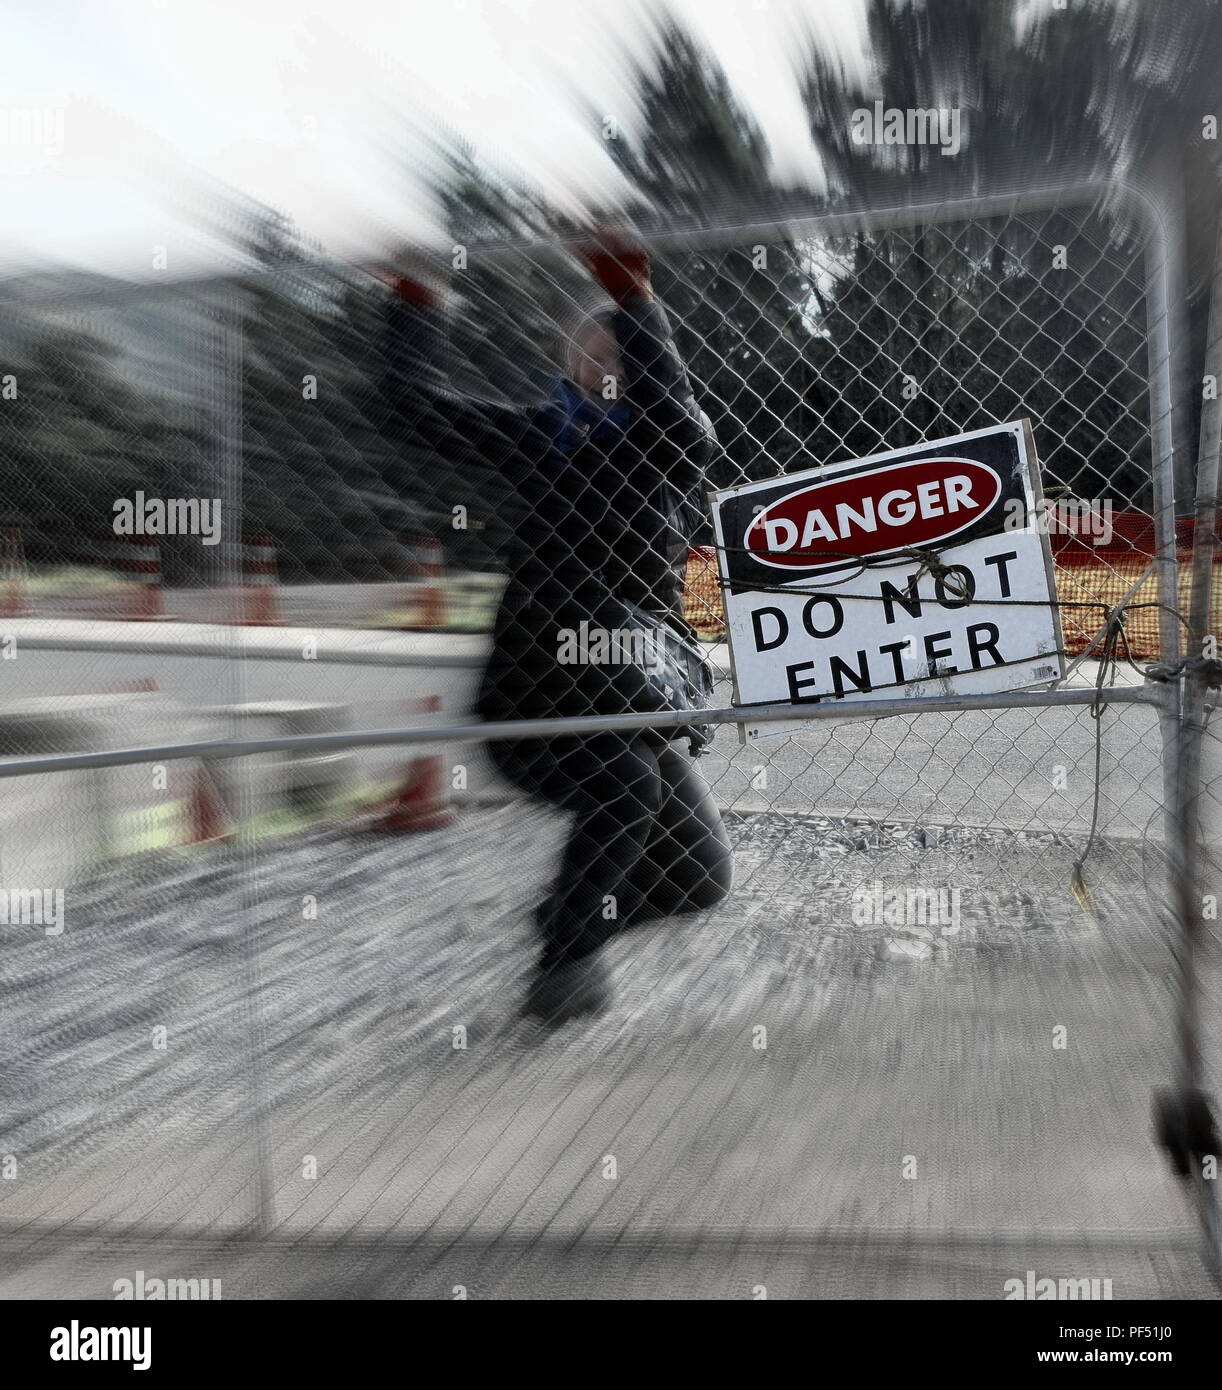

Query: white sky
[0,0,868,279]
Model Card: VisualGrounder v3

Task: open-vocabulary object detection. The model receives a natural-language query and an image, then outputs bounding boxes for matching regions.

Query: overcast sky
[0,0,869,279]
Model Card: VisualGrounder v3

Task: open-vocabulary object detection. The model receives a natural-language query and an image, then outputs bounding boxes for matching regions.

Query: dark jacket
[384,289,718,724]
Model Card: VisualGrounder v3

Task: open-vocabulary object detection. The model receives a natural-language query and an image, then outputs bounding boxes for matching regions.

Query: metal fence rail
[0,683,1165,777]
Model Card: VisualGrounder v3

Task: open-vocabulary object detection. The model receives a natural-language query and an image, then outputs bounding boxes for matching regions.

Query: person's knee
[666,835,733,912]
[686,849,734,909]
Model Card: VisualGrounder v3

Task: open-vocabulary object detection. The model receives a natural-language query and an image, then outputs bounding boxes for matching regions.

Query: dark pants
[490,733,734,967]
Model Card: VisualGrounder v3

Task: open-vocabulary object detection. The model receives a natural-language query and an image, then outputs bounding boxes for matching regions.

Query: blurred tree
[0,314,204,572]
[233,208,429,582]
[799,0,1154,505]
[434,139,585,401]
[1099,0,1222,498]
[604,19,820,498]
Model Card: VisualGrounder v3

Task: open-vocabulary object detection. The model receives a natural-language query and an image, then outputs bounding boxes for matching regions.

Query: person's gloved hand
[645,724,712,757]
[376,252,447,309]
[577,230,652,305]
[676,724,712,757]
[392,275,443,309]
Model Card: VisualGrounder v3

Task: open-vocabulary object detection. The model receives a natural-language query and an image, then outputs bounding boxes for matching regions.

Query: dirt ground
[1,798,1218,1298]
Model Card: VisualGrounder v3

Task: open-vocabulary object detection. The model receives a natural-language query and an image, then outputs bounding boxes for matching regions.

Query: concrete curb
[0,616,738,674]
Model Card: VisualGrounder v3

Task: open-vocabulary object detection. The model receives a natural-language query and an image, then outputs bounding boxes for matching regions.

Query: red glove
[376,251,446,308]
[391,274,443,309]
[577,231,651,305]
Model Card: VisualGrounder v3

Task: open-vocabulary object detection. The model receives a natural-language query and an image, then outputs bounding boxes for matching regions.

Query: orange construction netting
[683,513,1221,660]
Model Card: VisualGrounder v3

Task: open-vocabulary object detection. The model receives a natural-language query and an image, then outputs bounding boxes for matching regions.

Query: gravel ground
[2,798,1218,1299]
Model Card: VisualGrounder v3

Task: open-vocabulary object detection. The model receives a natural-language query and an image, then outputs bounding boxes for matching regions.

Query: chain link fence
[0,181,1218,1297]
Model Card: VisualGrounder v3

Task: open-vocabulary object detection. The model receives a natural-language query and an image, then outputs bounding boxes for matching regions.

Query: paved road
[0,618,1170,839]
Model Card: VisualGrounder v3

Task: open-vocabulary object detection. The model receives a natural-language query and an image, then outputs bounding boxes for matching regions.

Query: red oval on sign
[743,457,1003,571]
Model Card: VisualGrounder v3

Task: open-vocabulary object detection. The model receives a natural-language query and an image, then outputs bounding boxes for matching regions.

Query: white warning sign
[709,420,1065,740]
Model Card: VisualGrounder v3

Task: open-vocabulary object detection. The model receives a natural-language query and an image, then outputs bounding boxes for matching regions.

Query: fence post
[1176,223,1222,1097]
[211,284,276,1239]
[1155,214,1222,1281]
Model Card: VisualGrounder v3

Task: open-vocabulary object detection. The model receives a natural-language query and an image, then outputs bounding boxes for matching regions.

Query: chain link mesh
[0,193,1217,1297]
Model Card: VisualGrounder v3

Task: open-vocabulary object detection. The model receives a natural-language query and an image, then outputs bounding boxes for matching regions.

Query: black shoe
[522,953,611,1025]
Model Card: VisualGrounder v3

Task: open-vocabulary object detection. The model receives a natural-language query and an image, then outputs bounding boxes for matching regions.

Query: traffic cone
[1,527,29,618]
[115,535,169,620]
[186,764,235,844]
[234,535,285,626]
[375,695,455,832]
[404,537,446,630]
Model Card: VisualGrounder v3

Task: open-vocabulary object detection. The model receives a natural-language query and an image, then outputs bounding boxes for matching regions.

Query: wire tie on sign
[1145,654,1222,687]
[895,546,972,601]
